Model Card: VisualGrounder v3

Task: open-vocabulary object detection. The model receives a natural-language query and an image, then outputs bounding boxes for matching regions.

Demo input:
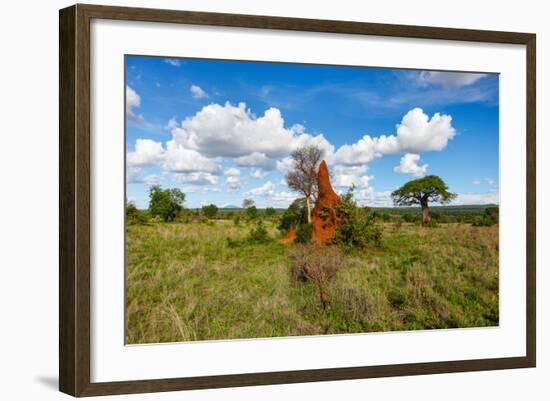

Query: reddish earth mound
[312,160,341,243]
[279,227,296,244]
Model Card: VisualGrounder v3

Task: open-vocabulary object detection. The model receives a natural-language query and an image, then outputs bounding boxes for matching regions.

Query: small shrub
[126,203,149,225]
[233,214,241,226]
[485,207,499,223]
[381,212,392,222]
[425,219,439,228]
[392,217,403,232]
[289,244,344,309]
[245,205,260,221]
[472,216,493,227]
[472,207,499,227]
[264,207,277,219]
[225,237,240,248]
[295,223,313,244]
[247,221,270,243]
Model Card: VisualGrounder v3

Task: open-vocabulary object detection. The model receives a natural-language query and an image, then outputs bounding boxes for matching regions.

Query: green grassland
[125,211,499,344]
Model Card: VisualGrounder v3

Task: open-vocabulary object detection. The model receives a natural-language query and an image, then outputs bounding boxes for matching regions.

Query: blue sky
[125,55,499,209]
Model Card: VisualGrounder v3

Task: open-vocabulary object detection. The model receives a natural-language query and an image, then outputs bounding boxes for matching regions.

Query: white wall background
[0,0,546,400]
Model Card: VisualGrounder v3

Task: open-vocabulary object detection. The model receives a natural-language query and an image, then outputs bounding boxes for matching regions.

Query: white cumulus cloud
[169,102,330,160]
[172,172,218,185]
[250,169,269,179]
[164,58,181,67]
[225,176,240,189]
[223,167,240,176]
[234,152,275,170]
[335,108,455,165]
[162,140,220,174]
[418,71,487,89]
[126,85,145,125]
[393,153,428,177]
[127,139,164,167]
[246,181,275,197]
[190,84,209,99]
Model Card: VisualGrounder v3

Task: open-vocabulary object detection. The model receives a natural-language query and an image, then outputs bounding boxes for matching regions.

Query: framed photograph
[59,4,536,397]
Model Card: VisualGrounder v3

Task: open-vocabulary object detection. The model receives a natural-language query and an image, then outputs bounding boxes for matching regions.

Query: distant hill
[222,205,240,209]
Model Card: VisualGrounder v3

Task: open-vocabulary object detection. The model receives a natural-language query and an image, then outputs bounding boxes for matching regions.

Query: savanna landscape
[125,56,499,344]
[125,159,499,344]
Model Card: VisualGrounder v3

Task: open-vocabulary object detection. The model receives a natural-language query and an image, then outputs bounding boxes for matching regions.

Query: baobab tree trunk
[421,198,430,224]
[306,196,311,224]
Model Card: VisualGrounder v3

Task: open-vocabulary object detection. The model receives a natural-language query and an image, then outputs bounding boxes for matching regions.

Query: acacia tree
[286,145,323,224]
[391,175,456,224]
[242,199,254,208]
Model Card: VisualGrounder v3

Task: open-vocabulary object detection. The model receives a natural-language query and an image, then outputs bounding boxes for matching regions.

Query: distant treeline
[128,202,498,227]
[370,205,499,225]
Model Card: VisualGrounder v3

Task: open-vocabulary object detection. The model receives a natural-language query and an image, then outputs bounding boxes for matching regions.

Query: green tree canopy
[201,204,219,219]
[148,186,185,222]
[264,207,277,219]
[242,199,255,208]
[245,205,259,221]
[391,175,456,224]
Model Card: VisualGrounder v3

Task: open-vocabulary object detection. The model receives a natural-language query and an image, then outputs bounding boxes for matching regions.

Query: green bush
[201,204,218,219]
[245,205,260,221]
[233,214,241,226]
[264,207,277,219]
[402,213,419,223]
[472,216,494,227]
[247,221,270,243]
[278,198,307,232]
[332,190,382,249]
[472,207,499,227]
[380,212,391,222]
[425,219,439,228]
[295,223,313,244]
[126,203,149,225]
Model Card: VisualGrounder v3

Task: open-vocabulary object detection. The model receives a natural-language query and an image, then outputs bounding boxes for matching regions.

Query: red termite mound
[279,227,296,244]
[312,160,341,243]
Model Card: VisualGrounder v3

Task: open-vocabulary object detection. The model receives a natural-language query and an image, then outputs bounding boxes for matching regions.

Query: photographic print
[125,56,499,344]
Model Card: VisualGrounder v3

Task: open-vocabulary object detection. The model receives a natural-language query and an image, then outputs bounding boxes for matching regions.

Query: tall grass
[126,220,498,344]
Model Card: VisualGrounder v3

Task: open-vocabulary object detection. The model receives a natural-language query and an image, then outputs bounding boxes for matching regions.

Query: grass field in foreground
[125,220,498,344]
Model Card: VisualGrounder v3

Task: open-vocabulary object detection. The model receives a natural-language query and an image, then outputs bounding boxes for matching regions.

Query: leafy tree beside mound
[391,175,456,225]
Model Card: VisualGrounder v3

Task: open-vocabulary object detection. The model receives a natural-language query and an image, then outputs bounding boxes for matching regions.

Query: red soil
[279,227,297,244]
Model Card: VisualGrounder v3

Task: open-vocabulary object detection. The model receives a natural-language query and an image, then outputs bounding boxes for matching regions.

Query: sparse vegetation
[295,223,313,244]
[289,244,344,309]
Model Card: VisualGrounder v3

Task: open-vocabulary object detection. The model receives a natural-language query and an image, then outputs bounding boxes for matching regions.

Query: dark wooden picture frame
[59,3,536,397]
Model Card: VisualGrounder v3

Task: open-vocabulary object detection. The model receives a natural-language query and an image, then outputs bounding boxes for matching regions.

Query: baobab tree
[391,175,456,224]
[286,145,323,224]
